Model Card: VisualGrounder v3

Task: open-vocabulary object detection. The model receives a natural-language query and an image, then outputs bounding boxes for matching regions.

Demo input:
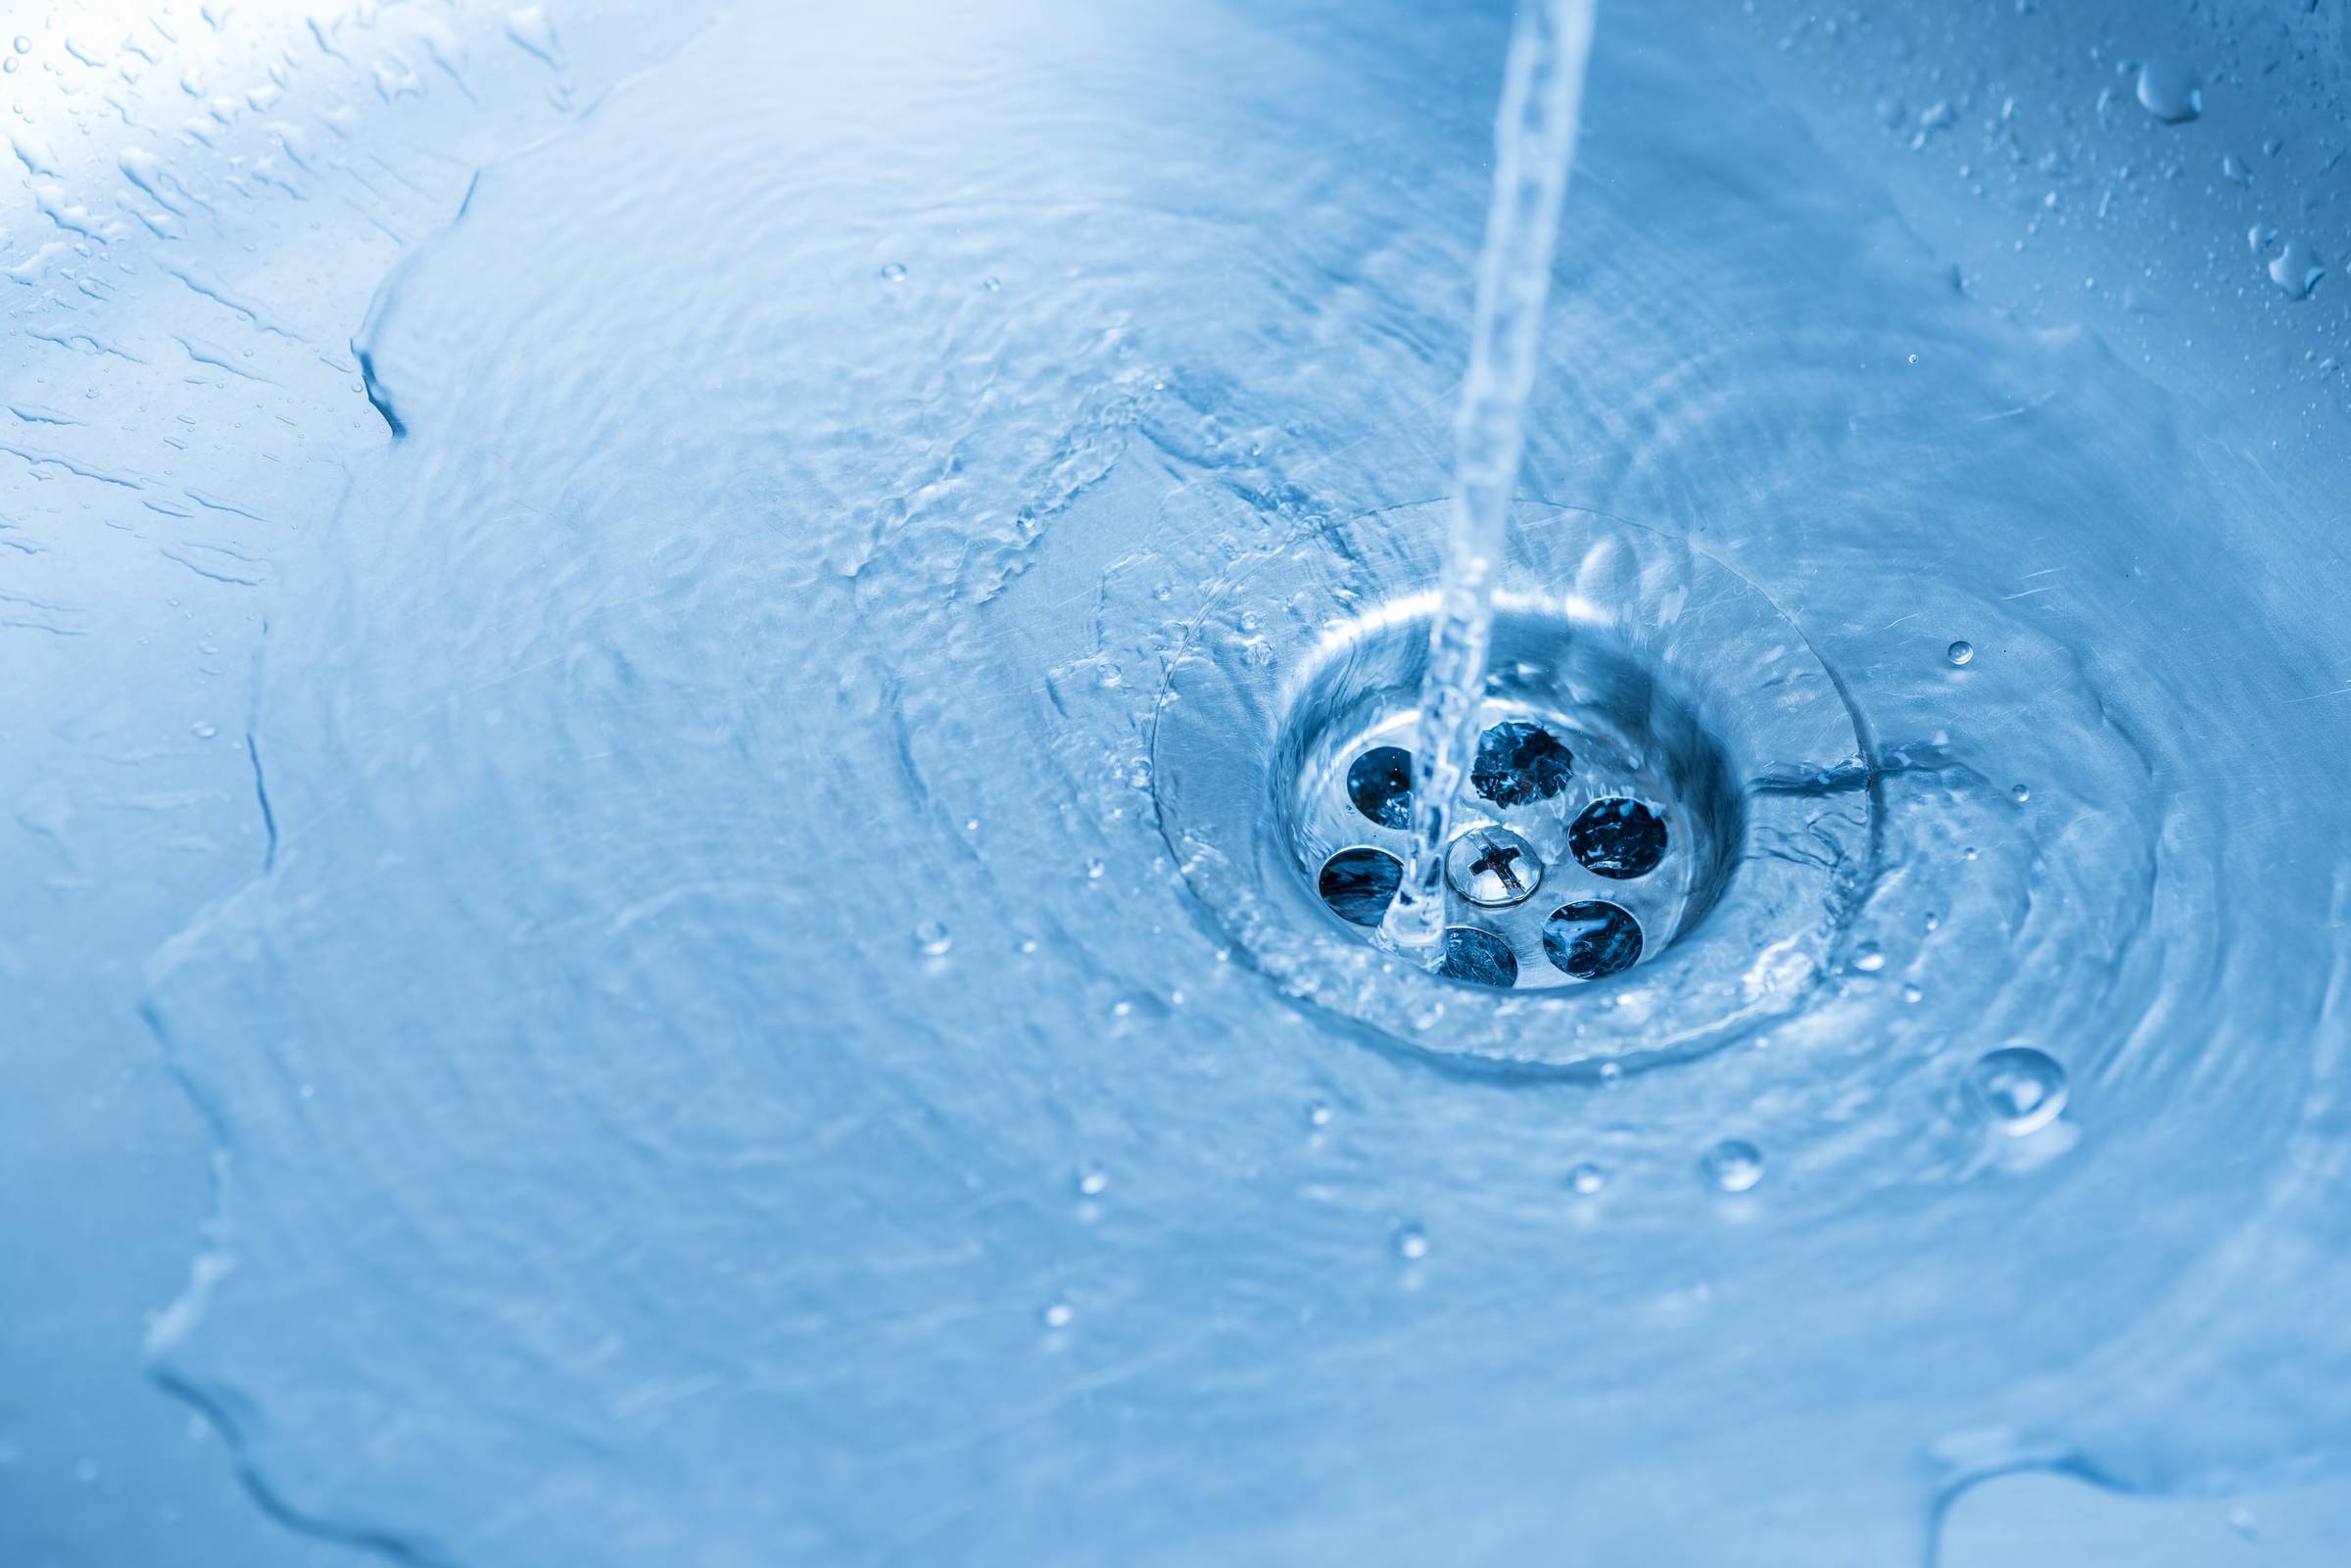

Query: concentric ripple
[137,0,2351,1563]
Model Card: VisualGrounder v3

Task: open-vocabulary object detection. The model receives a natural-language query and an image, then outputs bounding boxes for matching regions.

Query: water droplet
[1849,942,1886,973]
[10,36,27,53]
[1084,857,1105,880]
[1392,1223,1429,1260]
[1306,1100,1333,1128]
[1967,1045,2068,1135]
[914,920,951,957]
[879,261,907,282]
[2267,238,2326,300]
[2135,58,2203,123]
[1703,1139,1764,1193]
[1041,1300,1075,1329]
[2248,222,2279,258]
[1075,1164,1108,1197]
[1567,1163,1607,1196]
[2222,153,2252,187]
[1902,982,1925,1004]
[190,721,217,738]
[1946,640,1974,666]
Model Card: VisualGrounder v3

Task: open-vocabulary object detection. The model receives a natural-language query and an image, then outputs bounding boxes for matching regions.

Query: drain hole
[1567,797,1668,879]
[1542,900,1643,979]
[1345,745,1415,830]
[1440,926,1519,988]
[1318,846,1403,927]
[1471,721,1574,807]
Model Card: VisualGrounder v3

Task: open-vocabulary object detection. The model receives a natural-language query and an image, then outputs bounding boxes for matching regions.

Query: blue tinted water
[5,2,2351,1565]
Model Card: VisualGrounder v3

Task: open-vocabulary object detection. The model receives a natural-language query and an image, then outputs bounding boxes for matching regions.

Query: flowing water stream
[1380,0,1596,954]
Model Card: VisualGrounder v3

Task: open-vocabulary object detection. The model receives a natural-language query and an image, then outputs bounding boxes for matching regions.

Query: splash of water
[1381,0,1599,953]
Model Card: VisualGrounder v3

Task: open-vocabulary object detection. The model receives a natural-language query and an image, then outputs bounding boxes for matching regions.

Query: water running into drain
[1380,0,1599,956]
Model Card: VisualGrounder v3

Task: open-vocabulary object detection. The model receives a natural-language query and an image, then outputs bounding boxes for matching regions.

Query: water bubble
[980,275,1001,292]
[1967,1045,2069,1135]
[2135,58,2203,123]
[2267,239,2326,301]
[1567,1163,1607,1196]
[1946,640,1974,666]
[1702,1139,1764,1193]
[879,261,907,282]
[1392,1223,1429,1261]
[10,36,26,53]
[914,920,951,957]
[2010,784,2031,804]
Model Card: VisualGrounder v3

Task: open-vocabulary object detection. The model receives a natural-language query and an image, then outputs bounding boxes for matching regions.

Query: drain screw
[1444,826,1544,909]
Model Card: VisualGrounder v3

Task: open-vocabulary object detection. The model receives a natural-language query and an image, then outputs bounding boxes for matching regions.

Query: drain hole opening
[1567,797,1668,879]
[1318,846,1402,927]
[1471,720,1574,807]
[1542,900,1644,979]
[1345,745,1415,830]
[1440,926,1518,988]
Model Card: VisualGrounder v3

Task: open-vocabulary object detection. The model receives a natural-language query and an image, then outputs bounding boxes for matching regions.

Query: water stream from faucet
[1380,0,1599,954]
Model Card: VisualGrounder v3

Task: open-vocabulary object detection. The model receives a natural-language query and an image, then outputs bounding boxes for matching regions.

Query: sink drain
[1296,692,1709,990]
[1150,501,1873,1070]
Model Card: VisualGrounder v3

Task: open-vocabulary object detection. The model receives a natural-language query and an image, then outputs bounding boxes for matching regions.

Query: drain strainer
[1293,692,1704,990]
[1150,501,1874,1071]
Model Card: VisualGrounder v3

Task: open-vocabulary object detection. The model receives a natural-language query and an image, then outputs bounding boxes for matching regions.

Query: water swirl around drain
[1151,502,1872,1068]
